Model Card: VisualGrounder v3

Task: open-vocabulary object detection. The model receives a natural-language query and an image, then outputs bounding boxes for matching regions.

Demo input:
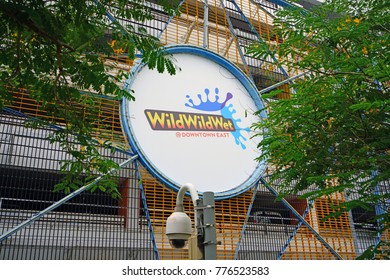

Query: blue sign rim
[121,45,267,200]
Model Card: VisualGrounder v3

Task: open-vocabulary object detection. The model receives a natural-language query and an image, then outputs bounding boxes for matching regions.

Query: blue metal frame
[259,177,343,259]
[250,0,277,18]
[121,45,267,200]
[135,161,161,260]
[229,0,289,78]
[266,0,295,8]
[277,199,313,259]
[234,180,261,259]
[372,171,390,257]
[219,0,253,80]
[156,0,186,40]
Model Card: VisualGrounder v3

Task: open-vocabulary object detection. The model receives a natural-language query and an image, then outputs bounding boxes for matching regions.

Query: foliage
[248,0,389,258]
[0,0,180,197]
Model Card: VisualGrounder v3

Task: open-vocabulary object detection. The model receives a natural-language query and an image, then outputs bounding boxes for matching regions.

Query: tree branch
[4,8,76,52]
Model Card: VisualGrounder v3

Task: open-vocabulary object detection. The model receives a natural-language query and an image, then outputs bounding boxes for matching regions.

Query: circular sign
[121,45,266,200]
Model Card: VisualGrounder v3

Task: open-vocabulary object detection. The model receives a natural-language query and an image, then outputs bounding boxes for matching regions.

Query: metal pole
[202,191,216,260]
[195,198,204,260]
[175,183,199,208]
[257,71,310,96]
[277,200,313,259]
[0,155,138,242]
[174,184,202,259]
[372,171,389,256]
[203,0,209,48]
[175,183,200,247]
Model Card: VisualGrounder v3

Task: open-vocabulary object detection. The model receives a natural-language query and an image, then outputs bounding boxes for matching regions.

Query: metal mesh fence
[0,111,156,260]
[1,108,388,260]
[236,178,389,260]
[237,190,302,260]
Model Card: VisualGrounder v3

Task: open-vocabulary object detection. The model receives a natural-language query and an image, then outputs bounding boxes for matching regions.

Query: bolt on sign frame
[1,0,388,260]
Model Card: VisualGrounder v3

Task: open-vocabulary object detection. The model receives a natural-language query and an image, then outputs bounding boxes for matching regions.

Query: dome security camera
[165,211,192,249]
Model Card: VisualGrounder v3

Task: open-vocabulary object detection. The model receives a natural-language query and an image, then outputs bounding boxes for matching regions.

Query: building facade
[0,0,388,260]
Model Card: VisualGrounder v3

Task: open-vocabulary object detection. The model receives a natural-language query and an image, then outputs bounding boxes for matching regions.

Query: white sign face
[122,46,266,199]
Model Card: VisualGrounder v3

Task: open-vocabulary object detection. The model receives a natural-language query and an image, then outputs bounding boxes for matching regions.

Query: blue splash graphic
[221,104,250,150]
[185,87,250,150]
[185,88,232,111]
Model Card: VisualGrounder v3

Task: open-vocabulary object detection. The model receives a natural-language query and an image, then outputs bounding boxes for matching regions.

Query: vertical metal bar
[195,198,204,260]
[134,161,161,260]
[372,171,389,257]
[202,191,216,260]
[203,0,209,48]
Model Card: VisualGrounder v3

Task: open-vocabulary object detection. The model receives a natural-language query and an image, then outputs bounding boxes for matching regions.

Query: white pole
[203,0,209,48]
[176,183,199,207]
[174,183,200,236]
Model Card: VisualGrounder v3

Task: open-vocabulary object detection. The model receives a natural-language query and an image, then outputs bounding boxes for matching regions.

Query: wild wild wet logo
[144,87,250,150]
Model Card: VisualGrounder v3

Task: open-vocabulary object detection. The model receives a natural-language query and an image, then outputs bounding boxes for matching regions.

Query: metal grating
[0,111,155,259]
[6,88,126,147]
[280,193,357,260]
[139,166,255,260]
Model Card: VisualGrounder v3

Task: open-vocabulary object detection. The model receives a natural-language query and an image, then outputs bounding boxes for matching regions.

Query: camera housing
[165,211,192,249]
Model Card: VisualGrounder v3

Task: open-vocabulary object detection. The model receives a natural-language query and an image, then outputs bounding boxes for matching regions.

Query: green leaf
[261,89,285,99]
